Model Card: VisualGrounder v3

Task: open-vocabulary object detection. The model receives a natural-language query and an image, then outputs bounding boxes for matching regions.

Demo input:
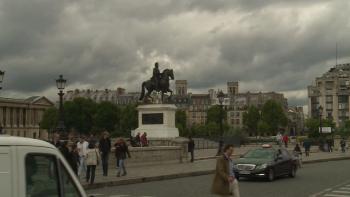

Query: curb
[302,156,350,164]
[85,156,350,190]
[84,170,215,190]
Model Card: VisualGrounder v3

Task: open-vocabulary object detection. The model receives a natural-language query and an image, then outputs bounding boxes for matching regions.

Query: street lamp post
[318,105,323,134]
[216,90,225,156]
[0,70,4,135]
[56,75,67,140]
[0,70,5,90]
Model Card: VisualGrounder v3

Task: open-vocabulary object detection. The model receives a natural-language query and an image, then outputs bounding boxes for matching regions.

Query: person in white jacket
[86,142,100,184]
[77,136,89,178]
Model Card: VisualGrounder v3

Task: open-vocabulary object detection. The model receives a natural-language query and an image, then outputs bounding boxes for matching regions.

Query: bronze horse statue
[139,69,174,103]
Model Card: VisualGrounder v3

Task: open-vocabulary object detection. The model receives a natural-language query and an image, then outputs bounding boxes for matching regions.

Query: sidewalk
[83,146,350,190]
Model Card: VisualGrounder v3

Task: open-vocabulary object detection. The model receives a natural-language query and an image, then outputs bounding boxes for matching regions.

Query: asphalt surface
[88,159,350,197]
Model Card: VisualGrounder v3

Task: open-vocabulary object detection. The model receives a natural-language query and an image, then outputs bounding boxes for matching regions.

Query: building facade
[63,88,140,105]
[0,96,54,139]
[308,63,350,127]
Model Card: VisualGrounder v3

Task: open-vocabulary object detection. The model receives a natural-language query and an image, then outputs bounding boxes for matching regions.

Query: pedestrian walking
[283,135,289,148]
[327,138,333,152]
[68,144,80,175]
[341,138,346,153]
[141,132,148,147]
[114,138,131,177]
[211,144,240,197]
[86,142,100,184]
[303,139,311,157]
[99,131,111,176]
[59,141,70,161]
[77,136,89,178]
[188,136,195,162]
[276,132,282,147]
[293,144,302,168]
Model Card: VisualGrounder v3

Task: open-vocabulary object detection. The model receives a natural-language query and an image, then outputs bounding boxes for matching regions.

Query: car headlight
[256,163,268,170]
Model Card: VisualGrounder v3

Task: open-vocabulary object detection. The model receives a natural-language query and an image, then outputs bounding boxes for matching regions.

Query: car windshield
[243,149,275,159]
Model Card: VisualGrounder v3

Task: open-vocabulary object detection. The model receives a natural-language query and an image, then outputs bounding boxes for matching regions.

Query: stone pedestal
[132,104,179,138]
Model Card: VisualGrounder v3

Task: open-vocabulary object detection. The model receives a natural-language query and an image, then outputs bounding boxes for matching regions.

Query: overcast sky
[1,0,350,110]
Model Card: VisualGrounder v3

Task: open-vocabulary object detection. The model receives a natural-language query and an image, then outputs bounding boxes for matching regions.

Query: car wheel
[289,166,296,178]
[267,169,274,181]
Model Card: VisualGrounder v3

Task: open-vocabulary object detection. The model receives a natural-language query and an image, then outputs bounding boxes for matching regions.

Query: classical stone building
[188,94,211,126]
[63,88,140,105]
[0,96,54,139]
[308,63,350,127]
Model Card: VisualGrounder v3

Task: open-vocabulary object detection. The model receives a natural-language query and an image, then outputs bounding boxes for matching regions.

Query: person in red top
[283,135,289,148]
[140,132,148,147]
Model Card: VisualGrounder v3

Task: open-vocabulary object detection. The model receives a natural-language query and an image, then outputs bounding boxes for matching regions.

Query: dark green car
[233,146,298,181]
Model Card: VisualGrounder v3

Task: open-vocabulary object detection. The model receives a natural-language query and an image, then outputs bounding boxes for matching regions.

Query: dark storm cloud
[1,0,350,107]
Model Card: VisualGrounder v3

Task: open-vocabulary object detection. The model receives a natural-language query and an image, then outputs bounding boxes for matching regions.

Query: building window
[326,96,333,103]
[326,103,333,110]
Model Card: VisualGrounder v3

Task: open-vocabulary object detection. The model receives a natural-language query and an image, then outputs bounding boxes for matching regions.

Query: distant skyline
[1,0,350,112]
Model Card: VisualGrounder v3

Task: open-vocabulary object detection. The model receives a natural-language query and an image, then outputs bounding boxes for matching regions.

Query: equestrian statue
[139,62,174,103]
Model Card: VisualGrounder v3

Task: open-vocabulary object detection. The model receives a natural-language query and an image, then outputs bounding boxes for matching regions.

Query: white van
[0,135,87,197]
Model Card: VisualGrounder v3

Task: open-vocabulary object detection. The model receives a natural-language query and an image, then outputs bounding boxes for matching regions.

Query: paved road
[88,160,350,197]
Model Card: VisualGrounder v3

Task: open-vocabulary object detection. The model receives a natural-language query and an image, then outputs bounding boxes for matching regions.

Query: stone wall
[108,146,186,167]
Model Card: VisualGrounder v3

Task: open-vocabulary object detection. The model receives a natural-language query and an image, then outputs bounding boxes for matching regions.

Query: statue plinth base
[132,104,179,138]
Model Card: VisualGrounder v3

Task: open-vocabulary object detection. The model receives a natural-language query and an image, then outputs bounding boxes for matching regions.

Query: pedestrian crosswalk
[311,183,350,197]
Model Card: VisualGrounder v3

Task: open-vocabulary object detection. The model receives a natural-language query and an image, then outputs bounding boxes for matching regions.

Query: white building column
[6,107,11,127]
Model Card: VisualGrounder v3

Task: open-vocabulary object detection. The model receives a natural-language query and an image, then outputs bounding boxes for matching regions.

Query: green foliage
[305,118,336,138]
[118,104,138,136]
[40,107,58,132]
[336,120,350,137]
[94,102,119,132]
[261,100,288,134]
[63,98,97,134]
[176,110,188,136]
[40,98,139,137]
[242,106,260,135]
[207,105,227,124]
[257,120,270,135]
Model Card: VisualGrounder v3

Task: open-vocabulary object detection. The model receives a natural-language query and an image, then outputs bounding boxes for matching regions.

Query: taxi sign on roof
[262,144,272,148]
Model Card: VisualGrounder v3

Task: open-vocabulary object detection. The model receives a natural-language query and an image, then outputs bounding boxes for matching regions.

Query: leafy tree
[40,107,59,134]
[257,120,270,136]
[206,105,228,136]
[242,106,260,136]
[118,104,138,136]
[306,118,336,138]
[261,100,288,134]
[63,98,97,134]
[337,120,350,137]
[94,102,119,132]
[207,105,227,124]
[176,110,188,136]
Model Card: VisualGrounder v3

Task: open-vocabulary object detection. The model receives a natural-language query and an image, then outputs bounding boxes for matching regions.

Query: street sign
[319,127,332,133]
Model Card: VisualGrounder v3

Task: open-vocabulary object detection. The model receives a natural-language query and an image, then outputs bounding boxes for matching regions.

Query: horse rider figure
[152,62,161,91]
